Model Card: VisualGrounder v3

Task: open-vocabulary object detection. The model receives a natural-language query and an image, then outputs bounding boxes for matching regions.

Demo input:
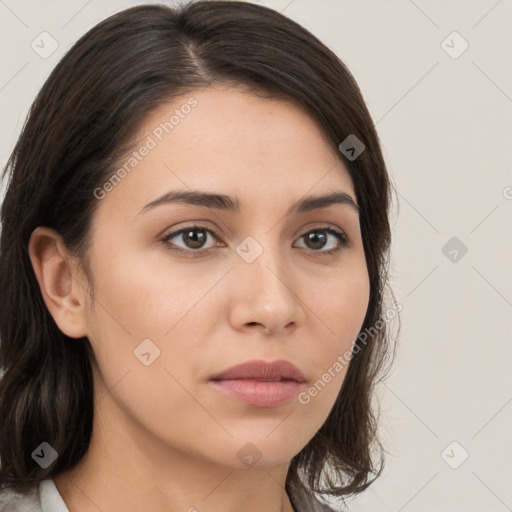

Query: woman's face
[78,85,370,469]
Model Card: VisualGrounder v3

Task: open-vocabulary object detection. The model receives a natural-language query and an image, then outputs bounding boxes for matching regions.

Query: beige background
[1,1,511,511]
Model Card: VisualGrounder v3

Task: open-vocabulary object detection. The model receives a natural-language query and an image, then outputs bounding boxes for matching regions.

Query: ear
[28,226,89,339]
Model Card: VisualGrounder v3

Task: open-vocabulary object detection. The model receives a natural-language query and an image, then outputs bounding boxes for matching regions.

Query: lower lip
[209,379,304,408]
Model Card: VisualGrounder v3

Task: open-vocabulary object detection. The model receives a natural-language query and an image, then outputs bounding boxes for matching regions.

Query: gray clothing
[0,479,68,512]
[0,478,339,511]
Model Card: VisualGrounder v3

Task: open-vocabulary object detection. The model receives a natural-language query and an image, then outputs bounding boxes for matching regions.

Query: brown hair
[0,1,398,508]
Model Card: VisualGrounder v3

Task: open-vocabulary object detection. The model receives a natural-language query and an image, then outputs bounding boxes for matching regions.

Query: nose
[227,238,305,335]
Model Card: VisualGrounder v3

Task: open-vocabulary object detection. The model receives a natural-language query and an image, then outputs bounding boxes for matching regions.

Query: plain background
[1,1,511,511]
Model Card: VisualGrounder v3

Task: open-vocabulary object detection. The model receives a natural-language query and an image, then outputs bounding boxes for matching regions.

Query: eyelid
[161,222,350,256]
[161,224,223,251]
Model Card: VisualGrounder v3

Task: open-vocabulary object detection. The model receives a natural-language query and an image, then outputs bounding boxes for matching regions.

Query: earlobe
[28,226,89,339]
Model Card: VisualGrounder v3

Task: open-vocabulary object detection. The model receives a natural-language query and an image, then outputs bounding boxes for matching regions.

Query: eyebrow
[137,189,360,217]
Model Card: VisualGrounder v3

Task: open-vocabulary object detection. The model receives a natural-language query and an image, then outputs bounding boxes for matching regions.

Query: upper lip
[210,359,306,383]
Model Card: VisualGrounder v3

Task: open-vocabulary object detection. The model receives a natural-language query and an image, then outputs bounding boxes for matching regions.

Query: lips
[208,359,306,408]
[210,359,306,383]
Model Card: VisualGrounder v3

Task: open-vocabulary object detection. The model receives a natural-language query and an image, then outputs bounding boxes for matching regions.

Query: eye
[161,225,221,254]
[294,225,349,256]
[161,224,349,257]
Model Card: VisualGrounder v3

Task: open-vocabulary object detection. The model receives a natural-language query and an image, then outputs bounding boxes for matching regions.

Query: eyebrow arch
[137,189,360,216]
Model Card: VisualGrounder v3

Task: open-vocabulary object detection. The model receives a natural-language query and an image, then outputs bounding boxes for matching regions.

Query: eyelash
[160,224,349,258]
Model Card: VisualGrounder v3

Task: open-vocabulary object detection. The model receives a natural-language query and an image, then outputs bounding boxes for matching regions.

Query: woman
[0,2,397,511]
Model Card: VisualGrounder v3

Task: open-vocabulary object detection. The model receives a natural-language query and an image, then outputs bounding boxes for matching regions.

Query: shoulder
[0,484,42,511]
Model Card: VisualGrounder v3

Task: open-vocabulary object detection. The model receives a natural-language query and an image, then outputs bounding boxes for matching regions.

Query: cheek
[82,254,185,391]
[296,258,369,418]
[332,270,370,344]
[87,247,220,339]
[83,254,221,454]
[84,249,232,416]
[312,255,370,350]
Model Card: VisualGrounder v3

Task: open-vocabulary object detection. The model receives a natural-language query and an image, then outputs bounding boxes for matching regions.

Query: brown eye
[294,227,349,256]
[304,231,328,250]
[178,228,208,249]
[162,226,219,252]
[161,224,349,258]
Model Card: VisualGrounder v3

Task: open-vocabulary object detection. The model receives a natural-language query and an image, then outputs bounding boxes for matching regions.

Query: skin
[29,85,370,512]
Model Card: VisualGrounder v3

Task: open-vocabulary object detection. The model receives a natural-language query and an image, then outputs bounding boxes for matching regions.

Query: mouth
[208,359,306,408]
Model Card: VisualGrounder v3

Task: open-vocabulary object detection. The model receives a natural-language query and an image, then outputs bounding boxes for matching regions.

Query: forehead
[97,85,356,219]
